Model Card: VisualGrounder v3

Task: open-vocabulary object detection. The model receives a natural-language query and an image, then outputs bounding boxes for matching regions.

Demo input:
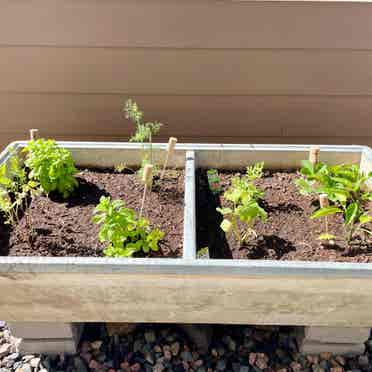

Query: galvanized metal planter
[0,142,372,327]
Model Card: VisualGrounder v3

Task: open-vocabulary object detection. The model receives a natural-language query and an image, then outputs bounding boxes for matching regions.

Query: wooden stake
[160,137,177,179]
[29,129,39,141]
[319,194,331,240]
[140,164,153,218]
[309,145,320,165]
[319,194,329,208]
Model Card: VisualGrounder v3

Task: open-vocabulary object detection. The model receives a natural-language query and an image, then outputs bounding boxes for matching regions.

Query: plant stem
[149,132,153,165]
[139,185,148,219]
[347,225,354,244]
[232,216,241,245]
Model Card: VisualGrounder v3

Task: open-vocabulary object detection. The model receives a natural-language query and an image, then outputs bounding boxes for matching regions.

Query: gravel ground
[1,322,372,372]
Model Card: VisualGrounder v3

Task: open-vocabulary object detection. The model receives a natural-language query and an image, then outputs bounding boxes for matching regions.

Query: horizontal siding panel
[0,94,371,149]
[2,48,372,95]
[1,0,372,49]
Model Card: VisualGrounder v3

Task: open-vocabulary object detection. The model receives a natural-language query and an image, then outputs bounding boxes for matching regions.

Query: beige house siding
[0,0,372,148]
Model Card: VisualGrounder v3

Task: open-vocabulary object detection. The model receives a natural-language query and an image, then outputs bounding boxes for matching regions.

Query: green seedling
[114,163,135,174]
[197,246,210,259]
[317,193,336,244]
[217,162,267,245]
[123,99,162,172]
[92,196,164,258]
[207,169,221,195]
[23,139,78,198]
[296,160,372,243]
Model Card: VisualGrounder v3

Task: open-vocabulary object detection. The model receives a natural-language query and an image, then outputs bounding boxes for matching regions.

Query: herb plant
[296,160,372,243]
[217,162,267,245]
[23,139,78,198]
[92,196,164,257]
[123,99,162,169]
[0,151,38,226]
[207,169,221,195]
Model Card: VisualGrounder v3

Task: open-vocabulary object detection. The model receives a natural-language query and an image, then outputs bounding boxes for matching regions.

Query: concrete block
[18,339,76,355]
[8,322,75,339]
[301,340,365,355]
[304,327,370,344]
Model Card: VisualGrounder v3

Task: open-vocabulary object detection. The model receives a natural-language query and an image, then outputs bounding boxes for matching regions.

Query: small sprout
[93,196,164,258]
[115,163,128,173]
[316,194,335,245]
[197,246,210,259]
[318,233,337,243]
[207,169,221,195]
[217,162,267,245]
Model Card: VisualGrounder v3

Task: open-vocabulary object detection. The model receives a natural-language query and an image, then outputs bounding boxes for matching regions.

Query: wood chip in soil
[3,169,184,258]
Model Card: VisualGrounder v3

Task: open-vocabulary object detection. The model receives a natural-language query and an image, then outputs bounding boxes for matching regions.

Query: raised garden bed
[0,142,195,260]
[1,142,372,327]
[197,168,371,262]
[7,168,185,258]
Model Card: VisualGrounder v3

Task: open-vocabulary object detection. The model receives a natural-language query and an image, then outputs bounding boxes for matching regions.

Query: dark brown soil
[197,169,372,263]
[2,169,184,257]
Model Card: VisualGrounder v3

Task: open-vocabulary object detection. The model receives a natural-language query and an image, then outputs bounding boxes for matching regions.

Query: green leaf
[216,207,233,216]
[300,160,315,176]
[295,178,313,195]
[310,207,342,219]
[92,196,164,258]
[331,177,354,189]
[318,233,336,241]
[220,219,232,233]
[359,214,372,225]
[344,202,359,225]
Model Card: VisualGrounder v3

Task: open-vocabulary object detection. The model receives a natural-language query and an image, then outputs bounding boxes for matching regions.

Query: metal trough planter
[0,142,372,327]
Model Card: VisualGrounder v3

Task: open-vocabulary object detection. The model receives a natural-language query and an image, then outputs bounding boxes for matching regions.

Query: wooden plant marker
[309,145,320,165]
[29,129,39,140]
[160,137,177,179]
[319,193,335,244]
[319,193,329,231]
[140,164,153,218]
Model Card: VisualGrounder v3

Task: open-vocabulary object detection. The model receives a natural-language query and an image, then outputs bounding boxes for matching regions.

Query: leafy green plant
[296,160,372,243]
[92,196,164,257]
[0,151,39,226]
[207,169,221,195]
[217,162,267,245]
[123,99,162,169]
[23,139,78,198]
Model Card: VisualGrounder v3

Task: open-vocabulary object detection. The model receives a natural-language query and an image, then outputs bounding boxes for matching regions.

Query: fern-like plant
[123,99,162,172]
